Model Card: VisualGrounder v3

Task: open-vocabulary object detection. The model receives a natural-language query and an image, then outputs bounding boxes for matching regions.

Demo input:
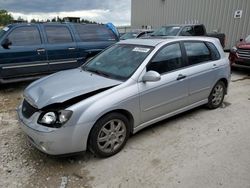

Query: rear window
[75,24,116,42]
[45,26,73,44]
[184,42,212,65]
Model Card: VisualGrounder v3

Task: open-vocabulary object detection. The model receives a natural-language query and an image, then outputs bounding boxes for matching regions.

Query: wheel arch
[218,78,228,94]
[86,109,134,149]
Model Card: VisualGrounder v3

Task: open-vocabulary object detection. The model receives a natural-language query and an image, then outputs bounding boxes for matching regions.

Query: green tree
[51,17,56,22]
[0,9,13,26]
[30,18,37,23]
[81,19,97,24]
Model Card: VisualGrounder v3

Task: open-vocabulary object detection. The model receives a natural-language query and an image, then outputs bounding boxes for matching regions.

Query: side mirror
[142,71,161,82]
[239,38,243,42]
[1,38,12,49]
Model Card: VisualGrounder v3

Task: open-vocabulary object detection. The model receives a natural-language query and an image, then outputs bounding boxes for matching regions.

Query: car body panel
[138,68,189,123]
[24,68,122,109]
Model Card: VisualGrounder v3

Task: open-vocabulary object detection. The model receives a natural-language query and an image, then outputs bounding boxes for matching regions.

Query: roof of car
[118,36,218,47]
[118,38,172,46]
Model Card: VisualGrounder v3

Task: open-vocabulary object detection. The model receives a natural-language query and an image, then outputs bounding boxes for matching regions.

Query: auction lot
[0,69,250,188]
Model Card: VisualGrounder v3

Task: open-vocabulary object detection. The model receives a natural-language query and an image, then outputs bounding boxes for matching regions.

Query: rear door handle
[177,74,187,80]
[68,47,76,50]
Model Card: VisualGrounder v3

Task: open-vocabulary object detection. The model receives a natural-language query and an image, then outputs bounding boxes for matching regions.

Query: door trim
[2,62,48,69]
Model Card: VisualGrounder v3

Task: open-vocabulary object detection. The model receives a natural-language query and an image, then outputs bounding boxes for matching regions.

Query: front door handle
[212,64,218,69]
[177,74,187,80]
[37,48,45,55]
[68,47,76,50]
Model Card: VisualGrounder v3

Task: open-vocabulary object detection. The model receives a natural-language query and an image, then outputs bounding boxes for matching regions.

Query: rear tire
[207,81,226,109]
[88,113,130,158]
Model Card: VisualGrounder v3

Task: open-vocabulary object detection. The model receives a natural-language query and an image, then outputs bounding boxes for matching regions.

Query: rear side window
[194,26,205,36]
[45,26,73,44]
[75,24,116,41]
[147,43,184,74]
[206,42,221,60]
[8,26,41,46]
[184,42,212,65]
[181,26,195,36]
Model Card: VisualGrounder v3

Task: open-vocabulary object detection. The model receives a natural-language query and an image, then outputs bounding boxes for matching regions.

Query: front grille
[22,99,38,119]
[237,49,250,59]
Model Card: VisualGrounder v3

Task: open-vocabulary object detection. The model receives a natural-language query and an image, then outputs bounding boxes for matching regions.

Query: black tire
[207,81,226,109]
[88,113,130,158]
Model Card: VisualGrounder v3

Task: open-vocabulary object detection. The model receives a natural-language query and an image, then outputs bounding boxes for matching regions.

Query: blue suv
[0,23,119,84]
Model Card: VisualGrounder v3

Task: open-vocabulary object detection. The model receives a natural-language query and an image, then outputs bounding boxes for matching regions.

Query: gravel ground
[0,68,250,188]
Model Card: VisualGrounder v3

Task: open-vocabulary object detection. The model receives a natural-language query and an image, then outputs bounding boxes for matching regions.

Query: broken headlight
[38,110,73,128]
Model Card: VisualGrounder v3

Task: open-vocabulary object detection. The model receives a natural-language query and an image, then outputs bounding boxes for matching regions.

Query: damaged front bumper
[17,105,89,155]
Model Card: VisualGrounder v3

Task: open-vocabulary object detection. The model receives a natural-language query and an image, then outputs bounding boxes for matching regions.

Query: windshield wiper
[84,68,111,78]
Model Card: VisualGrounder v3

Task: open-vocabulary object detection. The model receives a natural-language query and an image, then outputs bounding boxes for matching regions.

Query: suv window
[8,26,41,46]
[75,24,116,41]
[45,26,73,44]
[184,42,212,65]
[147,43,184,74]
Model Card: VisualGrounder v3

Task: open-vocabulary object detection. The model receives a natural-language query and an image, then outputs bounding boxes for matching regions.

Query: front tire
[207,81,226,109]
[88,113,130,158]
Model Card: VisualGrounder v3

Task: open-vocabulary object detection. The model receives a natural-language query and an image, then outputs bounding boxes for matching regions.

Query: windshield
[246,35,250,43]
[151,26,181,36]
[120,32,138,40]
[83,44,153,80]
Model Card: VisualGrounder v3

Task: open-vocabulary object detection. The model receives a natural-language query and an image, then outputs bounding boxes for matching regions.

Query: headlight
[38,110,73,127]
[231,46,238,53]
[41,112,57,124]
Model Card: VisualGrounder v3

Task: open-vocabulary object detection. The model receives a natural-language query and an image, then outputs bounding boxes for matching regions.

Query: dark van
[0,23,119,84]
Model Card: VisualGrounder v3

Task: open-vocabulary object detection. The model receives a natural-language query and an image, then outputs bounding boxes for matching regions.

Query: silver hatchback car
[18,37,230,157]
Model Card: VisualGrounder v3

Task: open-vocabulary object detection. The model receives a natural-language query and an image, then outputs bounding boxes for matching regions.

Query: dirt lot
[0,69,250,188]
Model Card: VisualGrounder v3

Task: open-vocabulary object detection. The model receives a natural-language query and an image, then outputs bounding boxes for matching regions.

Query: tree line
[0,9,97,26]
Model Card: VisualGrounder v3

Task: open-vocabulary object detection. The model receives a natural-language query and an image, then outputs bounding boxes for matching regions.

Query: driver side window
[8,26,41,46]
[147,43,185,74]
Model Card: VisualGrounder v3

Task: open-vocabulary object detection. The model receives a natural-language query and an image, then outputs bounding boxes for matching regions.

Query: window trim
[6,25,42,46]
[146,42,188,76]
[44,25,74,44]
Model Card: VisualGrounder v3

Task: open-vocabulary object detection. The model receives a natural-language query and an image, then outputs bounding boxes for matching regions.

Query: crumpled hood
[24,68,122,109]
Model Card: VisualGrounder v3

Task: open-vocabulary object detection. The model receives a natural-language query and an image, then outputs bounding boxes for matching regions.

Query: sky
[0,0,131,26]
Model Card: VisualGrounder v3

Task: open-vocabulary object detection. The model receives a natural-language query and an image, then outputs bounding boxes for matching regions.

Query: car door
[0,25,48,78]
[138,42,189,123]
[182,41,219,105]
[43,25,79,72]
